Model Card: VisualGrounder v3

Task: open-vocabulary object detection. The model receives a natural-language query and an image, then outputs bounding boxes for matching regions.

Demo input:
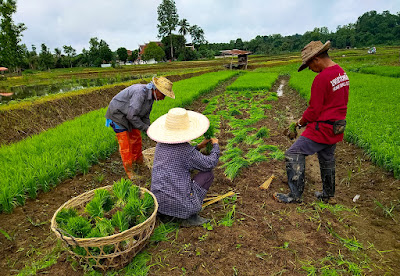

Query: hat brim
[298,41,331,72]
[147,111,209,144]
[153,78,175,99]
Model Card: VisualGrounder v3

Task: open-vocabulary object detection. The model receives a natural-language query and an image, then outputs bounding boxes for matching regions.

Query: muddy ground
[0,75,399,275]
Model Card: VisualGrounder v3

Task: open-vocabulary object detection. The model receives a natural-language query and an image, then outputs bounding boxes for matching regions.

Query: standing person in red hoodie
[274,41,349,203]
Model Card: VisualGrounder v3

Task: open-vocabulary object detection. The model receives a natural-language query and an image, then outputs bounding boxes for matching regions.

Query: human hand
[197,139,211,149]
[210,138,219,144]
[297,117,307,128]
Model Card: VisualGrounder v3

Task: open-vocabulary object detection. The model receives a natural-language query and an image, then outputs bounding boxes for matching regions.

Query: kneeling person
[147,108,220,227]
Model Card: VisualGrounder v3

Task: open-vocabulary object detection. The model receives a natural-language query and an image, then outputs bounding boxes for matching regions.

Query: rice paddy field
[0,47,399,275]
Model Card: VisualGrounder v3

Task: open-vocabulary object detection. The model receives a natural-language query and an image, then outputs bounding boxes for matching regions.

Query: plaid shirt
[151,142,220,219]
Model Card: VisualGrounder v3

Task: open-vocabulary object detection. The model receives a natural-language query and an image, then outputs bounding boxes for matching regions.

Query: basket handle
[56,228,80,248]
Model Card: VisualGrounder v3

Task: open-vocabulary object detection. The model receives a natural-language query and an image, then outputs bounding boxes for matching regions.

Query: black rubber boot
[274,154,305,203]
[315,159,335,202]
[181,214,210,227]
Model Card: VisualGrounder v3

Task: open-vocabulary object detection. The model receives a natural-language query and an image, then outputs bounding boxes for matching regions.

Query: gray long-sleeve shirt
[150,142,220,219]
[105,84,154,131]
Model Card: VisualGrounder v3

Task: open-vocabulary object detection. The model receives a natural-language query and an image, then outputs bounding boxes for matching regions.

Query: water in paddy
[0,75,144,104]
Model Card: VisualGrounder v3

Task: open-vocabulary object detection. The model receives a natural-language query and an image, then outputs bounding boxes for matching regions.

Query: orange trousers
[115,129,143,179]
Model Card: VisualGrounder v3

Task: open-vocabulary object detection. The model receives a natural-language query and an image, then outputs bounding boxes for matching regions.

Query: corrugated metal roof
[220,49,252,55]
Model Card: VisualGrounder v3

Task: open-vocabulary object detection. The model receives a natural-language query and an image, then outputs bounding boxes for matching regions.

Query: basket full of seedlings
[50,178,158,270]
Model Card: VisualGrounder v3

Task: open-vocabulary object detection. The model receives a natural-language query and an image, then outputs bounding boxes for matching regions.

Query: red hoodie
[301,64,349,145]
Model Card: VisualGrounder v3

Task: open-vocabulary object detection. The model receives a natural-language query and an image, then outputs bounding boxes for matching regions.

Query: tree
[128,49,139,62]
[88,37,112,66]
[161,34,186,60]
[54,48,63,68]
[234,38,244,49]
[157,0,179,59]
[189,25,206,45]
[38,43,54,70]
[178,18,190,37]
[116,47,128,63]
[142,42,165,61]
[63,45,76,68]
[26,44,39,70]
[0,0,26,72]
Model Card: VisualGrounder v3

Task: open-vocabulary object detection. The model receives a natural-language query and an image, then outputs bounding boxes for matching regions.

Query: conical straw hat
[298,41,331,72]
[153,76,175,99]
[147,108,209,144]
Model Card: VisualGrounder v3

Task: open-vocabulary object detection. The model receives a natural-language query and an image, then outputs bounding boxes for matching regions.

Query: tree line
[0,0,399,73]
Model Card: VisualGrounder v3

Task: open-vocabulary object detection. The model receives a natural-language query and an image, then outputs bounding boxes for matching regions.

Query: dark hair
[316,50,329,58]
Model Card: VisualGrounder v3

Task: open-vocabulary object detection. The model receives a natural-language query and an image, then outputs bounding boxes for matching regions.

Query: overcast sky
[14,0,400,53]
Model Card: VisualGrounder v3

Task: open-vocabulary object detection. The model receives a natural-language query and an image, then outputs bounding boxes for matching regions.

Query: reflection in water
[0,74,145,104]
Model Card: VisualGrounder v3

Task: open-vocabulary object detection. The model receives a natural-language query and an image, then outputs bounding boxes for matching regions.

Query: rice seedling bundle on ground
[51,178,157,270]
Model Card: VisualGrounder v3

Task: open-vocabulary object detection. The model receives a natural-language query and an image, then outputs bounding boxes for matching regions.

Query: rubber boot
[274,154,305,203]
[315,160,335,202]
[115,131,134,180]
[128,129,143,163]
[181,214,210,227]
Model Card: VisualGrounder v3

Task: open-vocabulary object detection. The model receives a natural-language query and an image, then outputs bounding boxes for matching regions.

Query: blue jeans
[286,136,336,162]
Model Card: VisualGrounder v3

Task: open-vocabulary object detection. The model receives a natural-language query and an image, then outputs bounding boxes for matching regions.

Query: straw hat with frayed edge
[152,76,175,99]
[147,108,209,144]
[298,41,331,72]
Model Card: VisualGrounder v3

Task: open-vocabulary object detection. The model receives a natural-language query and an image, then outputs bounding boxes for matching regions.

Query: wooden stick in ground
[259,174,275,190]
[202,191,236,208]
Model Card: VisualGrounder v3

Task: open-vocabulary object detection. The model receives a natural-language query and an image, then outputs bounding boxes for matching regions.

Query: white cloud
[13,0,400,53]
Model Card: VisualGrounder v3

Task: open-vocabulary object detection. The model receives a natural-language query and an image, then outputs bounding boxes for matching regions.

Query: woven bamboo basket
[142,147,155,170]
[50,185,158,271]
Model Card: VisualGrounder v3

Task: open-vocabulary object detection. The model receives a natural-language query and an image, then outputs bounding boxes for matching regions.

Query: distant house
[185,43,195,51]
[138,41,163,61]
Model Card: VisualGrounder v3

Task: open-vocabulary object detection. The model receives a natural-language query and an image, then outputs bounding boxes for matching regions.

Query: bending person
[105,77,175,179]
[147,108,220,227]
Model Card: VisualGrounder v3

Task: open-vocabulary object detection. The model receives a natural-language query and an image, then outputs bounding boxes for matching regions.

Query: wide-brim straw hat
[298,41,331,72]
[153,76,175,99]
[147,108,209,144]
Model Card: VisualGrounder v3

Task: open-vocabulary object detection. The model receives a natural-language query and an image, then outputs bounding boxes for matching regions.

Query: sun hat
[147,108,209,144]
[298,41,331,72]
[152,76,175,99]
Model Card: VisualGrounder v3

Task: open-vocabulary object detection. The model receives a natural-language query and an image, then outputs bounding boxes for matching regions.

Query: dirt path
[0,75,399,275]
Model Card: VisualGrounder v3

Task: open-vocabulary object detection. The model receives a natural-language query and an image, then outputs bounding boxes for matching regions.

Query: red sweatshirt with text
[301,64,349,145]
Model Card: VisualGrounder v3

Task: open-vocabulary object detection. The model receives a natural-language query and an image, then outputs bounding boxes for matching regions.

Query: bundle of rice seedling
[51,179,158,270]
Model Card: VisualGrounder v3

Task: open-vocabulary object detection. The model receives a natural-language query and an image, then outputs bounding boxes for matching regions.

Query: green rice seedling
[55,208,78,228]
[123,251,151,276]
[255,127,269,139]
[85,197,104,218]
[327,227,363,252]
[94,189,114,212]
[123,200,142,227]
[65,216,92,238]
[374,199,397,221]
[72,246,87,256]
[203,123,215,154]
[245,149,268,164]
[218,205,236,227]
[244,135,263,145]
[86,227,103,238]
[150,222,179,243]
[127,185,141,202]
[221,157,250,180]
[111,211,129,232]
[229,108,242,116]
[141,192,155,217]
[220,147,243,163]
[269,149,285,160]
[96,219,115,237]
[113,178,132,207]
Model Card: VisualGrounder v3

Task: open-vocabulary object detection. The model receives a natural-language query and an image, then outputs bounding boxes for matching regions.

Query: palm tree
[178,19,190,37]
[189,25,206,45]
